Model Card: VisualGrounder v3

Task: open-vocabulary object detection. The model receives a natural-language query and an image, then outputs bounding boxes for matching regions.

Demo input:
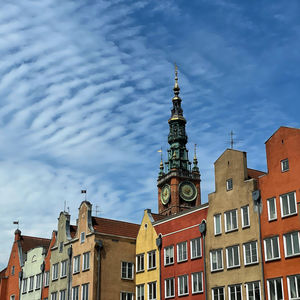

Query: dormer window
[226,178,233,191]
[281,159,289,172]
[80,232,85,243]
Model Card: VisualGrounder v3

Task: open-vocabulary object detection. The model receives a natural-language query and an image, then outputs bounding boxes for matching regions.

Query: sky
[0,0,299,269]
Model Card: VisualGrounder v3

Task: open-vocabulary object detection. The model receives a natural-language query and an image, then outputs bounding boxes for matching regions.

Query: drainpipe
[95,240,103,300]
[40,261,45,300]
[67,246,73,300]
[199,220,207,300]
[156,235,162,300]
[252,190,266,300]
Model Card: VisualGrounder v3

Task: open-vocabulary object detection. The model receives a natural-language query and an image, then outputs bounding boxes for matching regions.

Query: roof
[247,168,266,179]
[265,126,300,144]
[151,213,166,222]
[0,268,7,278]
[70,225,77,238]
[92,217,139,239]
[20,235,51,253]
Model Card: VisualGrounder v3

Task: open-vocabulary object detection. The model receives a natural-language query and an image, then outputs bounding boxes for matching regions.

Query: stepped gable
[92,216,140,239]
[247,168,266,179]
[20,235,51,253]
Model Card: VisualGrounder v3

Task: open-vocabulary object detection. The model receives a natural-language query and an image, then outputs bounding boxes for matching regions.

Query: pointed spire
[158,147,165,177]
[173,63,180,99]
[192,144,199,173]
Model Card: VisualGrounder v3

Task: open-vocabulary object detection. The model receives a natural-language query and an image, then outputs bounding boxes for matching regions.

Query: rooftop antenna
[13,220,19,230]
[227,130,243,149]
[81,189,87,201]
[64,200,67,212]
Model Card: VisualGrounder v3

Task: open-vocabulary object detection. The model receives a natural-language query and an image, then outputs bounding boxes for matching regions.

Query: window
[44,271,50,287]
[59,290,66,300]
[191,237,201,259]
[136,254,144,272]
[148,282,157,300]
[178,275,189,296]
[61,260,67,277]
[36,273,42,289]
[264,236,280,261]
[225,209,238,232]
[164,246,174,265]
[228,284,242,300]
[226,178,233,191]
[177,241,188,262]
[214,214,222,235]
[241,205,250,228]
[10,296,15,300]
[120,292,133,300]
[165,278,175,298]
[281,158,289,172]
[280,192,297,217]
[148,250,156,269]
[243,241,258,265]
[51,292,58,300]
[136,284,144,300]
[22,278,28,294]
[83,252,90,271]
[82,283,89,300]
[284,231,300,257]
[72,286,79,300]
[52,263,59,280]
[121,262,134,280]
[192,272,203,294]
[210,249,223,271]
[267,198,277,221]
[288,274,300,299]
[73,255,80,273]
[226,245,240,268]
[246,281,261,300]
[212,287,224,300]
[80,232,85,243]
[267,278,283,300]
[29,276,34,291]
[11,266,15,275]
[59,242,63,253]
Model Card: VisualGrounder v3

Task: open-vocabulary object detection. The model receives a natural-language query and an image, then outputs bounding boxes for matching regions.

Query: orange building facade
[259,127,300,300]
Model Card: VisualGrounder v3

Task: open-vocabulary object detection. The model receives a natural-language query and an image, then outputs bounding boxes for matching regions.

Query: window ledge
[268,218,277,222]
[281,213,298,219]
[225,228,238,234]
[242,225,250,229]
[211,268,224,273]
[136,270,145,274]
[121,277,134,281]
[60,275,67,279]
[227,265,240,270]
[244,261,259,267]
[73,271,80,275]
[177,259,188,264]
[52,278,58,282]
[147,267,157,271]
[265,257,281,262]
[191,256,202,260]
[214,233,222,236]
[82,268,90,272]
[178,293,189,297]
[164,263,174,267]
[285,253,300,259]
[192,291,203,295]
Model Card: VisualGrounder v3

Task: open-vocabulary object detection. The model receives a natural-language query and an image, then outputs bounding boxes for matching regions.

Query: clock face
[161,184,171,205]
[179,181,197,202]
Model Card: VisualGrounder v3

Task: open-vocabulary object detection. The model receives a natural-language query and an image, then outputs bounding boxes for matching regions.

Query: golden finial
[194,144,197,160]
[174,63,179,90]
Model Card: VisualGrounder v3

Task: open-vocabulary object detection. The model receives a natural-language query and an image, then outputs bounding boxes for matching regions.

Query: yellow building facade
[136,209,164,300]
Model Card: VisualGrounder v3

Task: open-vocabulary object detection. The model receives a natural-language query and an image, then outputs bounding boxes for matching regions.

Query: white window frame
[51,292,58,300]
[267,197,277,221]
[81,283,89,300]
[228,284,242,300]
[59,289,66,300]
[267,278,283,300]
[287,274,300,300]
[210,249,223,272]
[246,281,261,300]
[80,232,85,243]
[82,252,90,271]
[280,191,297,218]
[148,282,157,300]
[165,278,175,299]
[226,178,233,191]
[136,253,144,272]
[121,261,134,280]
[29,276,34,291]
[178,274,189,296]
[177,241,188,262]
[212,287,224,300]
[22,278,28,294]
[224,209,238,232]
[35,273,42,290]
[61,260,67,278]
[264,236,280,261]
[120,292,133,300]
[241,205,250,228]
[214,214,222,235]
[164,246,174,266]
[147,250,156,270]
[44,271,50,287]
[281,158,289,172]
[243,241,258,265]
[73,255,80,274]
[52,263,59,280]
[190,237,201,259]
[72,286,79,300]
[283,231,300,257]
[192,272,203,294]
[226,245,240,269]
[136,284,144,300]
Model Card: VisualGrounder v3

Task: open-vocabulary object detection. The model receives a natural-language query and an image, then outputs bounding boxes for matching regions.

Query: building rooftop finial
[192,144,199,173]
[173,63,180,97]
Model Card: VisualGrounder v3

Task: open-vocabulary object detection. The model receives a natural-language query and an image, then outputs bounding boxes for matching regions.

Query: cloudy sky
[0,0,299,268]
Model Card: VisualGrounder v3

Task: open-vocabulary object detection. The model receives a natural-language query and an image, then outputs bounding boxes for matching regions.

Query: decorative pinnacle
[173,63,180,98]
[192,144,199,173]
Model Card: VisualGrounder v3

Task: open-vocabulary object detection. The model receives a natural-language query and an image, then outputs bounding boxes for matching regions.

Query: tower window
[281,159,289,172]
[226,178,233,191]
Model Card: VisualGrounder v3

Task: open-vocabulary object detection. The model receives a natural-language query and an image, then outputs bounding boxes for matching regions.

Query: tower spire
[192,144,199,173]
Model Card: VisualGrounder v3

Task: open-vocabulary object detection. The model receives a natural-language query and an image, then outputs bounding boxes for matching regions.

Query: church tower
[157,66,201,216]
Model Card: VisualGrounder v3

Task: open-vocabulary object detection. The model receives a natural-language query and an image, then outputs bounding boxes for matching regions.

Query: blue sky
[0,0,299,268]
